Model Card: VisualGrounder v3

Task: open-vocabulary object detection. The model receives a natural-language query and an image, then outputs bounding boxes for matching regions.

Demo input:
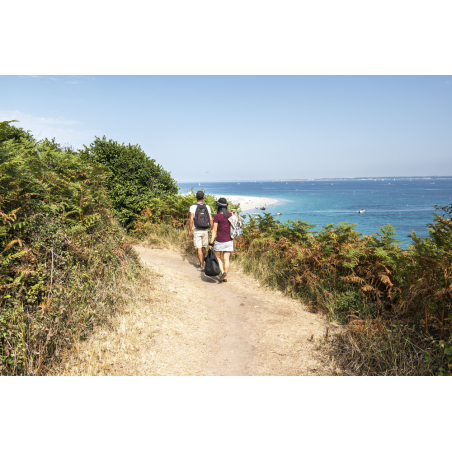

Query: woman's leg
[214,250,224,273]
[223,252,231,275]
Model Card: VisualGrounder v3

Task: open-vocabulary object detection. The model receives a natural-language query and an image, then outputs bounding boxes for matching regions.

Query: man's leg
[197,247,204,269]
[199,231,208,270]
[193,231,204,269]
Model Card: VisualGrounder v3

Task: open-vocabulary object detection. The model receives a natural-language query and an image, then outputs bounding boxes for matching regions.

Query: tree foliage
[81,136,178,228]
[0,123,138,375]
[0,120,34,144]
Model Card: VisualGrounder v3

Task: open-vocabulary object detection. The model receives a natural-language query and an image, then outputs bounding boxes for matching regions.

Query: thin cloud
[66,80,84,85]
[0,110,99,149]
[0,110,79,126]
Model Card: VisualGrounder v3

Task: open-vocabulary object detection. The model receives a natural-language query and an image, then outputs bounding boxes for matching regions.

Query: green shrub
[81,136,178,228]
[0,123,140,375]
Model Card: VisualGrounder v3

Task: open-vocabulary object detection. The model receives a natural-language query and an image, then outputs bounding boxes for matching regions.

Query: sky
[1,75,451,182]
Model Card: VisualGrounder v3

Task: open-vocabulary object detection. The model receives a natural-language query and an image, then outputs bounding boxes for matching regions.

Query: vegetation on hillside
[0,123,158,375]
[235,212,452,375]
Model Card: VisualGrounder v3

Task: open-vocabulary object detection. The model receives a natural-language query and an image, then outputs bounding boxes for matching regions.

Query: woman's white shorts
[214,240,233,252]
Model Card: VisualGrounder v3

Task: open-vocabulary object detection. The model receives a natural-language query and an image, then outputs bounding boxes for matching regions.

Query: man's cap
[216,197,228,207]
[196,190,205,200]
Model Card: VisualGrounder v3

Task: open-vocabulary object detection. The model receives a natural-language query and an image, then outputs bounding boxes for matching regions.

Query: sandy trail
[56,245,338,376]
[132,246,336,376]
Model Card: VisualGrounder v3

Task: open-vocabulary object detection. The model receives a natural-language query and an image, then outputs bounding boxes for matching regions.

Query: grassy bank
[134,204,452,376]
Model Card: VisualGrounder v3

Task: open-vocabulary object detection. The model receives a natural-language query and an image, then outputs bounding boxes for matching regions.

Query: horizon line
[177,175,452,184]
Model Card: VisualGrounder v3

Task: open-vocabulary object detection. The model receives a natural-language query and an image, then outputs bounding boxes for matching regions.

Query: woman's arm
[210,222,218,247]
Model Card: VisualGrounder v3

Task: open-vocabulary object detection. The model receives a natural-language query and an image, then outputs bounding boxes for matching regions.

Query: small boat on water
[358,209,365,213]
[260,207,266,210]
[276,212,283,215]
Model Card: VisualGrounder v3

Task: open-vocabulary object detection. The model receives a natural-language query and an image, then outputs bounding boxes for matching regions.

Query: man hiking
[188,191,213,271]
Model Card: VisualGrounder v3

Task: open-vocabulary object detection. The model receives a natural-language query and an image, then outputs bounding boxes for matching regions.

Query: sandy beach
[212,194,278,212]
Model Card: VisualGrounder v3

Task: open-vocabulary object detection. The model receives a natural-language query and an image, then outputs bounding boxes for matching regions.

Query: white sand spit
[212,195,279,212]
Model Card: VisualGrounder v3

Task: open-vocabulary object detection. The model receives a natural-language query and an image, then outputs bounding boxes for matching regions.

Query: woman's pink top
[214,212,232,242]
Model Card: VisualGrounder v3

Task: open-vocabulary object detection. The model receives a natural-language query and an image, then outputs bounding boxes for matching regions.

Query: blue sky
[1,75,451,182]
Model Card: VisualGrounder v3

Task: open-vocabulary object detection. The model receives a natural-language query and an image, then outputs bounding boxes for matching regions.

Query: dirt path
[132,246,337,376]
[55,245,339,376]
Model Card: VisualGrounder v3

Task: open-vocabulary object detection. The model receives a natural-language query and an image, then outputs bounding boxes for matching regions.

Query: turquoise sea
[179,178,452,247]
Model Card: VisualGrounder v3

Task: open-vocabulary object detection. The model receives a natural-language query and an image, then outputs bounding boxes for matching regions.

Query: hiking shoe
[219,272,227,282]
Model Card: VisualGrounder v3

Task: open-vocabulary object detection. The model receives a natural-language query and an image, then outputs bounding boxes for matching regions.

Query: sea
[178,178,452,248]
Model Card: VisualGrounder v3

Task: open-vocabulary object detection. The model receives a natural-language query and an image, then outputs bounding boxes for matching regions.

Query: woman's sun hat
[216,197,228,207]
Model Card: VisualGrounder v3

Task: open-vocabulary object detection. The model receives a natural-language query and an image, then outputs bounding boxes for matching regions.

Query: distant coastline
[269,176,452,182]
[179,176,452,184]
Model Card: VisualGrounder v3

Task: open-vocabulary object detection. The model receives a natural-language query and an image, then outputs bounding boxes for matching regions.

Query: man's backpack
[194,204,210,229]
[228,213,244,239]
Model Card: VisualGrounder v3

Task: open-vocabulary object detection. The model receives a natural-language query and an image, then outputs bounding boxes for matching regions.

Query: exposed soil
[133,246,339,376]
[56,245,340,376]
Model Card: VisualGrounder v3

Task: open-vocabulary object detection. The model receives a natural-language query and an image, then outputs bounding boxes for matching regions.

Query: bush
[81,136,178,228]
[0,123,140,375]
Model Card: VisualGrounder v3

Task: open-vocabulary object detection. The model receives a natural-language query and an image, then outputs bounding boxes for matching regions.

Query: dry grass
[328,323,432,376]
[133,223,194,254]
[51,256,210,376]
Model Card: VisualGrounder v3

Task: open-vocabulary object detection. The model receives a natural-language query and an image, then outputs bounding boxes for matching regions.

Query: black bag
[194,204,210,229]
[204,249,221,276]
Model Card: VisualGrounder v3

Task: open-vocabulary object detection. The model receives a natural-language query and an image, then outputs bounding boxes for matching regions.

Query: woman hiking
[209,197,236,283]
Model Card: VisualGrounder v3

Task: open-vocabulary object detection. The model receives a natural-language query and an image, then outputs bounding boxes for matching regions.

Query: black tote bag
[204,249,221,277]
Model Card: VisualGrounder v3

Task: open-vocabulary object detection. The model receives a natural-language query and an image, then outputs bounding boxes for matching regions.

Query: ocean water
[179,178,452,247]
